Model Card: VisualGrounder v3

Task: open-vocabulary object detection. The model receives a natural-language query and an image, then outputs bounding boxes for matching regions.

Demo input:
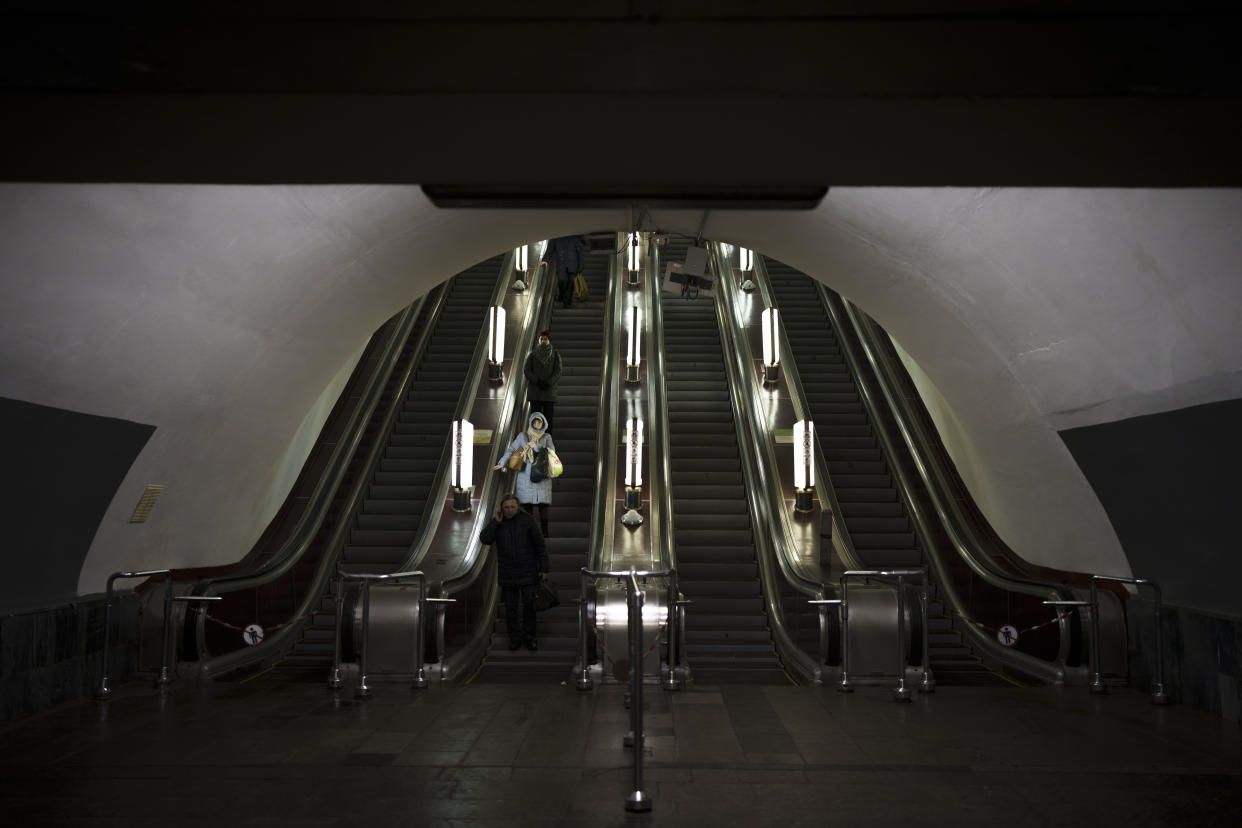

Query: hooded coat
[502,411,556,504]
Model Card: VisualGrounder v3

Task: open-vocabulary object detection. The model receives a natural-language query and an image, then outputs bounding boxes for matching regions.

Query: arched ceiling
[3,184,1240,595]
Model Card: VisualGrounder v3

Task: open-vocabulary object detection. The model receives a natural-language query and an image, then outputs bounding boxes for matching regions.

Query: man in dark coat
[523,329,562,427]
[479,492,549,650]
[541,235,585,308]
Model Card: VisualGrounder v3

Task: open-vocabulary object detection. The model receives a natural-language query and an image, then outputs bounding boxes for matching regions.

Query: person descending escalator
[494,411,556,538]
[479,493,548,651]
[523,330,562,428]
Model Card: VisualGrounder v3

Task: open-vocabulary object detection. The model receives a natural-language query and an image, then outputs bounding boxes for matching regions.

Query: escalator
[764,258,997,683]
[660,239,787,684]
[285,256,503,666]
[470,248,611,681]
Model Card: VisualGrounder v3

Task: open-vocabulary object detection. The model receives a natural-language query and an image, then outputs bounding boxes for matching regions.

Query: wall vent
[128,484,164,523]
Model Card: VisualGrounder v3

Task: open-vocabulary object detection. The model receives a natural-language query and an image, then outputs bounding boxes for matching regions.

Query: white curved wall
[2,184,1239,595]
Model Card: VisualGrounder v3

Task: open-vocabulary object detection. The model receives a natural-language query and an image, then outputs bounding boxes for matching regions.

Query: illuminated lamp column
[451,419,474,512]
[486,305,505,380]
[627,232,641,286]
[625,305,642,383]
[624,417,644,510]
[761,307,781,383]
[794,419,814,513]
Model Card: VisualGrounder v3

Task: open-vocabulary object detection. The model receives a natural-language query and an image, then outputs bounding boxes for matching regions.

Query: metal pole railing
[95,570,221,700]
[836,569,930,702]
[328,570,453,698]
[578,568,675,812]
[577,568,680,693]
[624,571,652,813]
[95,569,167,700]
[1051,575,1169,704]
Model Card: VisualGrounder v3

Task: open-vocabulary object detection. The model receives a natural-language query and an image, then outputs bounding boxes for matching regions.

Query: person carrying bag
[493,411,556,537]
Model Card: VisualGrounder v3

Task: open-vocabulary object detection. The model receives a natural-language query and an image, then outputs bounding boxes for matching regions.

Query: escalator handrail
[194,252,513,678]
[435,243,588,678]
[587,239,625,571]
[399,248,548,575]
[189,289,442,676]
[749,253,865,573]
[707,243,824,684]
[817,284,1071,682]
[645,238,678,574]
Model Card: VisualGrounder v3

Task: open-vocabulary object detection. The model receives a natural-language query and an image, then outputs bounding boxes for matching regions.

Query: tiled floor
[1,669,1239,827]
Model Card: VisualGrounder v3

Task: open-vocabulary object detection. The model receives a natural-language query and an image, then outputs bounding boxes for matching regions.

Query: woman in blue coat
[494,411,556,536]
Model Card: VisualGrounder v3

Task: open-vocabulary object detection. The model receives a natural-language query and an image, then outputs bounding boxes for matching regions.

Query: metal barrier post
[918,578,936,693]
[837,582,853,693]
[1089,575,1171,705]
[95,569,172,700]
[356,578,374,698]
[893,573,911,703]
[328,576,346,689]
[577,569,593,690]
[624,571,652,813]
[1088,579,1106,694]
[662,570,681,691]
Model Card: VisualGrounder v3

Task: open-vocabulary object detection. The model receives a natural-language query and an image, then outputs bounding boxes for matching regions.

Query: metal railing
[95,570,220,699]
[1046,574,1170,704]
[821,287,1074,684]
[834,568,934,702]
[576,568,680,694]
[327,569,454,698]
[577,568,673,812]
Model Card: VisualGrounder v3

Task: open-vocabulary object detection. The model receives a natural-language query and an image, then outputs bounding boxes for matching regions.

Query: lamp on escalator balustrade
[486,305,505,380]
[624,416,644,510]
[627,232,641,285]
[794,419,814,513]
[451,419,474,512]
[761,307,781,383]
[625,305,643,383]
[738,247,756,291]
[513,245,529,291]
[738,246,754,272]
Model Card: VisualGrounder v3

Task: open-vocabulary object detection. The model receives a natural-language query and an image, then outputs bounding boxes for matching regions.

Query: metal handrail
[709,243,824,684]
[1046,575,1169,703]
[191,287,444,677]
[94,569,221,699]
[749,253,862,572]
[401,248,549,575]
[576,567,673,812]
[818,286,1070,684]
[837,568,934,702]
[842,300,1078,602]
[645,237,677,577]
[326,569,455,698]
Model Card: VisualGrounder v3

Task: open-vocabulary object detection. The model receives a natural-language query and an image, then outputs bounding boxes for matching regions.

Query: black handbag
[529,449,550,483]
[534,579,559,612]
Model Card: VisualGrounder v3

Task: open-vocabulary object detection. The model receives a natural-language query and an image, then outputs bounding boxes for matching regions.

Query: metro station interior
[2,4,1241,825]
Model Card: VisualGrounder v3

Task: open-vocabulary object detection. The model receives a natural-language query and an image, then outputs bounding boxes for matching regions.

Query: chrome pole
[837,579,853,693]
[413,572,428,689]
[1088,578,1106,694]
[919,577,936,693]
[156,572,175,690]
[625,571,652,813]
[577,568,593,690]
[1148,581,1170,705]
[328,576,345,689]
[356,579,372,698]
[893,574,911,702]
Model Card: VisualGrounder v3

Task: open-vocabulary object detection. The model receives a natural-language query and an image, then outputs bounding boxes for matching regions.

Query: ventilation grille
[128,484,164,523]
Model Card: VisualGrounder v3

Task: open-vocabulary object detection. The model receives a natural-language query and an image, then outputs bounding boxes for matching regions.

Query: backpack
[573,272,589,302]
